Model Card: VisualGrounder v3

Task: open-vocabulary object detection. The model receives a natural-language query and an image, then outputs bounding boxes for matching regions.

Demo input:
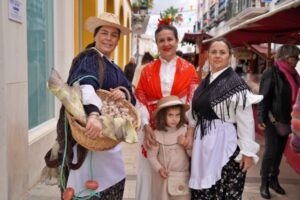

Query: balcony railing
[226,0,267,21]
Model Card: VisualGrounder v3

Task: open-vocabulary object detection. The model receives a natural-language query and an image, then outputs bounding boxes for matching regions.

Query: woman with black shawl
[188,38,262,199]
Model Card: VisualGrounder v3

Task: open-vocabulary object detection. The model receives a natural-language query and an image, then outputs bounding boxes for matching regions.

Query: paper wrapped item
[101,116,137,143]
[47,68,86,124]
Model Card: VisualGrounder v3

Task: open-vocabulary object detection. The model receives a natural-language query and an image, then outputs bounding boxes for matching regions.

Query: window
[27,0,54,129]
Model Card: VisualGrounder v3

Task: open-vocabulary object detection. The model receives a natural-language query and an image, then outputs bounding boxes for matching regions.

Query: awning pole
[267,42,271,68]
[197,36,203,81]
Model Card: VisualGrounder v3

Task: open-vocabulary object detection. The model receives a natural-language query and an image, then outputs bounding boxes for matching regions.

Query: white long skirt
[135,129,153,200]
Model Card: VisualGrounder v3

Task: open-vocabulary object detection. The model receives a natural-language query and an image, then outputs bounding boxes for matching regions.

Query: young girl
[147,95,191,200]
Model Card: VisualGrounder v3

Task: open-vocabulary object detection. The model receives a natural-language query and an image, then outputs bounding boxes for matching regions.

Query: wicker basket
[66,86,140,151]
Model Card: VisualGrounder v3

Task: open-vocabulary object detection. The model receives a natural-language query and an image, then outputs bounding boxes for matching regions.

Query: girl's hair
[155,105,187,131]
[141,52,154,65]
[155,25,178,43]
[207,37,233,55]
[276,45,300,60]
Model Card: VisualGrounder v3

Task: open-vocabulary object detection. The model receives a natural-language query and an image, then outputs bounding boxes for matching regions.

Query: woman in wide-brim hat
[50,12,136,200]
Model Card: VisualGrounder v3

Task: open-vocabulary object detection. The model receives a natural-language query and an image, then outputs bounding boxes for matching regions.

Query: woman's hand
[159,168,168,179]
[109,88,125,100]
[184,135,194,150]
[258,122,266,130]
[143,124,157,149]
[240,155,253,172]
[85,113,103,139]
[184,127,195,150]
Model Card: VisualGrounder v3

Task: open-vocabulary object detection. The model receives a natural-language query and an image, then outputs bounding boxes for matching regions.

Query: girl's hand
[159,168,168,179]
[85,113,103,139]
[240,155,253,172]
[109,88,125,100]
[143,124,157,149]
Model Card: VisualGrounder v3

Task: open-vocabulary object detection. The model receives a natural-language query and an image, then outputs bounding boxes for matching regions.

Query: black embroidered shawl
[192,67,249,138]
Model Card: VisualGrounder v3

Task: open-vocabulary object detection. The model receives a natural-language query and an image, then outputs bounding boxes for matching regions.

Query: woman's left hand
[109,88,125,100]
[240,155,253,172]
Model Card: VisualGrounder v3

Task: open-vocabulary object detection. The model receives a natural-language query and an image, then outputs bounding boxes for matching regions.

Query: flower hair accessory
[157,6,183,27]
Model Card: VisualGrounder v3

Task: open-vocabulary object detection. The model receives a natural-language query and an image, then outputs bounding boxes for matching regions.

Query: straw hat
[153,96,190,118]
[85,12,129,35]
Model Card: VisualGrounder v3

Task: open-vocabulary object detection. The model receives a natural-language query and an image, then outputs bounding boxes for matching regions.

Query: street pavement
[23,134,300,200]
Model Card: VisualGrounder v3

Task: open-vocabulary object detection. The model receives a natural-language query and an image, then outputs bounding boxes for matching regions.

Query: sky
[144,0,198,53]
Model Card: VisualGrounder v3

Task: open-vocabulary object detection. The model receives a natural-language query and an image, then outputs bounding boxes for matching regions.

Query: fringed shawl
[192,67,249,138]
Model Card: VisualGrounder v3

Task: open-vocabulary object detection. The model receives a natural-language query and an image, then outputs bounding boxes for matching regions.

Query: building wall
[0,0,74,199]
[0,0,29,199]
[0,2,8,200]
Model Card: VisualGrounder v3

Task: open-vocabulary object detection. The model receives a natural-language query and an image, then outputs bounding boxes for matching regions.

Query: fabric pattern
[191,149,246,200]
[90,178,125,200]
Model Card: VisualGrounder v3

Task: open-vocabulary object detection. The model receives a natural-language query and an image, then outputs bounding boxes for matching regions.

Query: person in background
[291,88,300,154]
[50,12,135,200]
[135,24,199,200]
[189,38,261,200]
[124,57,137,83]
[176,50,184,58]
[131,52,154,89]
[258,45,300,199]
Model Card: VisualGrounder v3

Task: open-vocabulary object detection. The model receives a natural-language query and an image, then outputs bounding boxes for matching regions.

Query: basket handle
[116,86,131,103]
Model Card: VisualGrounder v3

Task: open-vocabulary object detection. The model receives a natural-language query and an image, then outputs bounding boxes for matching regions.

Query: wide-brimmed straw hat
[153,96,190,118]
[85,12,129,35]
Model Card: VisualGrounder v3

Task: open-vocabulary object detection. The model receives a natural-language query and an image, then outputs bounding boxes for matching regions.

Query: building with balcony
[0,1,133,200]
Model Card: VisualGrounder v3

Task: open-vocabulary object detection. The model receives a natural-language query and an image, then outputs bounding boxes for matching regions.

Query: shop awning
[205,0,300,47]
[182,31,212,45]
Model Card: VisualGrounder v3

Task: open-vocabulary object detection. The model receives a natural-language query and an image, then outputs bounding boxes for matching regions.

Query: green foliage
[132,0,153,9]
[158,6,183,26]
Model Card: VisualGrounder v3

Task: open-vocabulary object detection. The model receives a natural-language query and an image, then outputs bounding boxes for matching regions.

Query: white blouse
[188,67,262,189]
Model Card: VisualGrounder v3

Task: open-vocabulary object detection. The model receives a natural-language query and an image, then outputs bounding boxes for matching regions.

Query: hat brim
[153,102,190,118]
[85,16,129,35]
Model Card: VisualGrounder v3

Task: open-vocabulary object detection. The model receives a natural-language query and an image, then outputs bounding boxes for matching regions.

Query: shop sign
[8,0,22,23]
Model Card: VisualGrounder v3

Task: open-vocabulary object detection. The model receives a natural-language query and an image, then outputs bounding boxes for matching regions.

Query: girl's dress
[147,125,190,200]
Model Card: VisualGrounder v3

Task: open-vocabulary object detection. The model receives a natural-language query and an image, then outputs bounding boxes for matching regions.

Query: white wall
[0,0,75,199]
[0,0,29,199]
[0,0,8,198]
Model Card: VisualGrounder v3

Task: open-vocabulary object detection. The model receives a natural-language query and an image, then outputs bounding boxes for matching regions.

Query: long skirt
[135,130,153,200]
[88,178,125,200]
[191,149,246,200]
